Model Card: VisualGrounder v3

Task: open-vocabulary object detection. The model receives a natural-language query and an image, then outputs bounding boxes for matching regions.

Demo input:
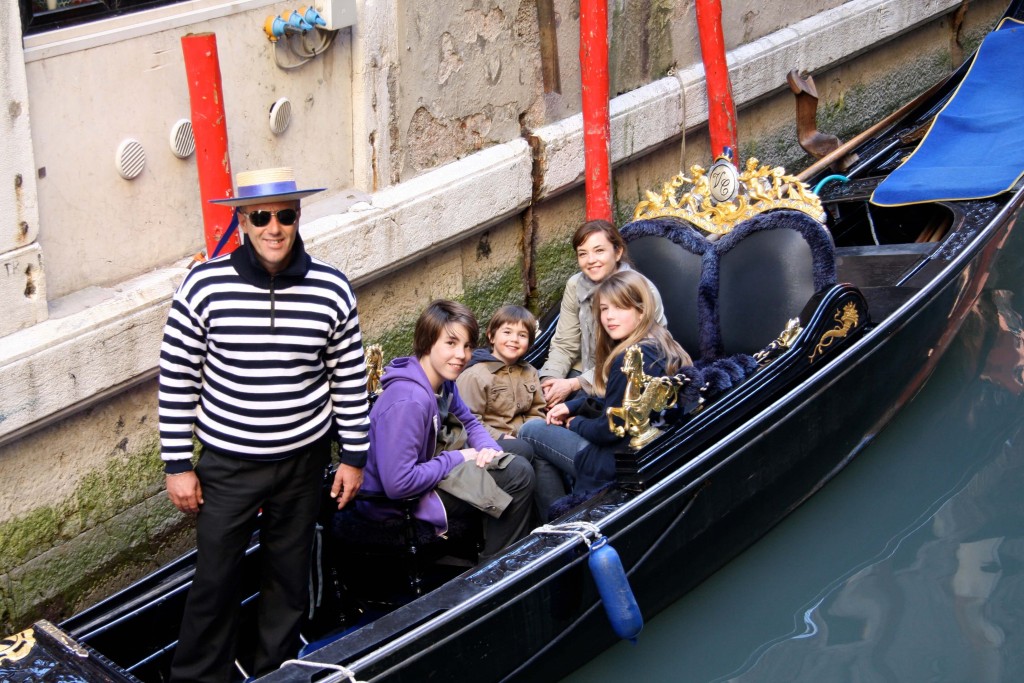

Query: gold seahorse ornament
[810,302,860,360]
[605,345,680,449]
[365,344,384,395]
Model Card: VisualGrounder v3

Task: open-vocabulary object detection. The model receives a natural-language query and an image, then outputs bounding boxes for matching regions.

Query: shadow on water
[565,261,1024,681]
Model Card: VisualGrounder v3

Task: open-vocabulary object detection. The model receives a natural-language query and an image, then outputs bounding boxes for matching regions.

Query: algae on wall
[0,438,192,633]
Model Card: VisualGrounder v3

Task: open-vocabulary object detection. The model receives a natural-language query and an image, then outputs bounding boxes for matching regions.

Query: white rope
[533,521,603,548]
[279,658,366,683]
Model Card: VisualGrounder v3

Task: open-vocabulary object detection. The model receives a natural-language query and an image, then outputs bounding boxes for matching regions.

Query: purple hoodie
[358,355,500,534]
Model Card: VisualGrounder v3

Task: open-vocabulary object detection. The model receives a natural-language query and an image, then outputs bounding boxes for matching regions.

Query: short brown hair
[413,300,479,358]
[486,305,538,348]
[572,219,627,253]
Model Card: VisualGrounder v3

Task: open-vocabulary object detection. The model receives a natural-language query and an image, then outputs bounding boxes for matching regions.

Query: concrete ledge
[531,0,960,200]
[724,0,962,107]
[0,267,183,442]
[0,139,533,443]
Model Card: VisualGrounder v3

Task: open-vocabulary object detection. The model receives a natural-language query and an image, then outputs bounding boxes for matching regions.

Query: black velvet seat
[712,211,836,357]
[622,210,836,360]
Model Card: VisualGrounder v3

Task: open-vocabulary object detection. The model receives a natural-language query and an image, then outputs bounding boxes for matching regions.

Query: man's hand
[331,464,364,509]
[166,471,203,514]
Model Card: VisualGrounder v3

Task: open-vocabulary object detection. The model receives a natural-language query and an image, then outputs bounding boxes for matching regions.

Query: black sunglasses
[244,208,298,227]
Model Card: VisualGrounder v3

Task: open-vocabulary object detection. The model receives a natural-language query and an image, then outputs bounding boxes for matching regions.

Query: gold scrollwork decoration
[632,157,826,235]
[0,628,36,665]
[809,301,860,361]
[753,318,803,367]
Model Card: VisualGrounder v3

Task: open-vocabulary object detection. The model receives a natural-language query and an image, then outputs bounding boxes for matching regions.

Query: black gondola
[6,2,1024,681]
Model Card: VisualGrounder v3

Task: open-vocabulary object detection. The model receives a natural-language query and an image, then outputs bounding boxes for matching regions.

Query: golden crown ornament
[632,156,826,235]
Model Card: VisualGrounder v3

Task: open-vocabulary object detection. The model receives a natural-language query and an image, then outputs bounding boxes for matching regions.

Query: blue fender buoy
[588,536,643,643]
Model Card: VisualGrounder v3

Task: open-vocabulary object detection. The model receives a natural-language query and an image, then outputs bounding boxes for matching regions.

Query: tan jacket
[456,353,546,439]
[538,265,667,394]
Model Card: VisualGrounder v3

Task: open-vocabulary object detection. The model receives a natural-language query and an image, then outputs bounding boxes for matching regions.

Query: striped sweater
[158,236,370,474]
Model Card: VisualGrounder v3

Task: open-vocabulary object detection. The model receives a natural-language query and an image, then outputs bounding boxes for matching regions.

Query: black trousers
[170,440,330,683]
[497,436,567,522]
[437,454,535,561]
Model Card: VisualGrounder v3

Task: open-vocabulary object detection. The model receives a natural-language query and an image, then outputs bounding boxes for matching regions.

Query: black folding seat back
[713,212,833,356]
[622,218,707,360]
[623,210,836,361]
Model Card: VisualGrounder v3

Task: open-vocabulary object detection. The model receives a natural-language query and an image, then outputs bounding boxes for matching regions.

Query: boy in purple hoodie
[359,300,535,560]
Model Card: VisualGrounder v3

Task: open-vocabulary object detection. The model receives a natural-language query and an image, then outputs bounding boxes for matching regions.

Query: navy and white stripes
[158,249,370,473]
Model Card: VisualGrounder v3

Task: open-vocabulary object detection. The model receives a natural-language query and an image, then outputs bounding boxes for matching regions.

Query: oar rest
[622,210,837,360]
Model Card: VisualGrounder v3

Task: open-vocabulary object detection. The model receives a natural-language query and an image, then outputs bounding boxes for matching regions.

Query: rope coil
[280,658,365,683]
[534,521,604,547]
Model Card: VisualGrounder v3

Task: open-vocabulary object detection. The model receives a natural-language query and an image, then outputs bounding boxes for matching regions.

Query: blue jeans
[517,419,589,481]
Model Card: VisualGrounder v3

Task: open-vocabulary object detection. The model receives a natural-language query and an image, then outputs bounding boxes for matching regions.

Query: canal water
[565,278,1024,680]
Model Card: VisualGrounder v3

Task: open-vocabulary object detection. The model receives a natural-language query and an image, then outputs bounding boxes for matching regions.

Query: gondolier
[158,167,370,682]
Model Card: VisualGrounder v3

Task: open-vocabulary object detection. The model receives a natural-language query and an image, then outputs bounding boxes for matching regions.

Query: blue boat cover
[871,18,1024,206]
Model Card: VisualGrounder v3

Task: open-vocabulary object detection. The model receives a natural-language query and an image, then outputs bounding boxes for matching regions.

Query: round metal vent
[169,119,196,159]
[269,98,292,135]
[116,139,146,180]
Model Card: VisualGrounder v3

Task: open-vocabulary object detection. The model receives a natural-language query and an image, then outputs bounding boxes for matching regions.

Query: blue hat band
[236,180,299,198]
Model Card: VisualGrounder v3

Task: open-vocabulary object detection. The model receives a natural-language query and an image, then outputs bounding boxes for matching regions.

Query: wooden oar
[797,79,947,182]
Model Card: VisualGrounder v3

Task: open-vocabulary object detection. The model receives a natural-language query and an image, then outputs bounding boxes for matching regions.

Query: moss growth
[462,262,526,322]
[367,261,529,358]
[0,507,64,576]
[0,438,164,576]
[531,238,577,315]
[75,439,166,529]
[2,495,189,633]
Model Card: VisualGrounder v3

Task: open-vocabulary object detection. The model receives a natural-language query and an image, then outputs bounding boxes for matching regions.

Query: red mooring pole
[181,32,240,257]
[580,0,612,222]
[695,0,739,161]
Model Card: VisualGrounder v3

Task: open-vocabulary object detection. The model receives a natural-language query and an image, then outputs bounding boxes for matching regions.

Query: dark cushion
[717,229,815,355]
[712,211,836,357]
[622,219,707,359]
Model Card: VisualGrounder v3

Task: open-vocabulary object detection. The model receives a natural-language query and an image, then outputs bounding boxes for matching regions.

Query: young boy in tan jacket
[457,305,566,519]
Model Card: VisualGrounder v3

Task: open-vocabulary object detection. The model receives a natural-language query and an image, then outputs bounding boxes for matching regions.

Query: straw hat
[208,167,325,206]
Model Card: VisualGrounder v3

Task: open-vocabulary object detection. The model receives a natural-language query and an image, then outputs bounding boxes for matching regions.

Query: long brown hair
[591,270,691,394]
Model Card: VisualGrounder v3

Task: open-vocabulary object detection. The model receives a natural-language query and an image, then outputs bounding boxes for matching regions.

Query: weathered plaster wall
[391,1,544,178]
[24,9,356,300]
